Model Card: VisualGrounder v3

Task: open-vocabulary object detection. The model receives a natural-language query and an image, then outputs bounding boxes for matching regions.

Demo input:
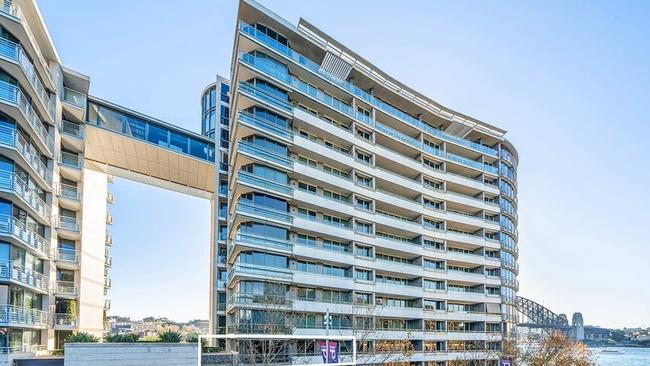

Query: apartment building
[0,0,519,364]
[225,1,519,365]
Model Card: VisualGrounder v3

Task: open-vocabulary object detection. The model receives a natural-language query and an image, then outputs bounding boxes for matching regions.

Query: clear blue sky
[38,1,650,328]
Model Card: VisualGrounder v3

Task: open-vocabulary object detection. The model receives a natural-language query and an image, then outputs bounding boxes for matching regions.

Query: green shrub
[157,329,182,343]
[65,332,100,343]
[105,333,139,343]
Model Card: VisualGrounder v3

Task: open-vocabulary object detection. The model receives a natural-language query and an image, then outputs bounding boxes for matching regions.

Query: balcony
[56,183,81,210]
[106,191,114,204]
[105,232,112,246]
[0,170,50,223]
[53,280,79,298]
[236,171,293,197]
[228,263,293,283]
[237,110,293,141]
[237,140,293,169]
[0,214,49,258]
[60,120,84,151]
[0,79,54,155]
[54,248,79,267]
[106,210,113,225]
[104,300,111,310]
[54,215,81,239]
[239,21,498,157]
[0,305,49,328]
[59,151,83,180]
[237,80,292,113]
[0,124,52,188]
[0,259,49,293]
[233,233,293,253]
[104,277,111,289]
[53,313,76,329]
[62,87,86,121]
[105,256,112,268]
[235,201,293,225]
[0,37,54,122]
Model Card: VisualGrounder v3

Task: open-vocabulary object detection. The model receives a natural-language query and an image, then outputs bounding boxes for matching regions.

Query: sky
[37,1,650,328]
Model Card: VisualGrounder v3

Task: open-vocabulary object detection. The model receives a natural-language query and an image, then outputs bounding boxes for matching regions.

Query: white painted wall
[78,168,108,336]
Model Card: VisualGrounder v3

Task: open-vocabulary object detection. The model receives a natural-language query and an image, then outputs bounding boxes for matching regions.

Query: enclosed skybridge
[83,97,216,198]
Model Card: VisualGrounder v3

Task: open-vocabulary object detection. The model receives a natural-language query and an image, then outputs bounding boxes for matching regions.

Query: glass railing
[375,121,420,149]
[235,201,293,224]
[0,305,49,327]
[57,183,81,200]
[0,37,54,119]
[0,124,52,185]
[59,151,82,169]
[237,140,293,168]
[0,259,49,292]
[55,215,80,232]
[499,148,518,167]
[229,263,293,280]
[237,171,293,196]
[104,277,111,288]
[55,248,78,263]
[0,80,54,154]
[53,313,76,327]
[0,213,49,255]
[54,280,78,296]
[235,233,293,251]
[238,110,293,140]
[0,170,50,220]
[240,21,498,157]
[60,120,83,138]
[294,212,352,230]
[237,81,292,112]
[499,163,517,183]
[62,87,86,109]
[447,152,498,174]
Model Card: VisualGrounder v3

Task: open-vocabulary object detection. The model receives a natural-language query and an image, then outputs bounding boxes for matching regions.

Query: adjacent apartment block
[0,0,519,365]
[224,1,519,365]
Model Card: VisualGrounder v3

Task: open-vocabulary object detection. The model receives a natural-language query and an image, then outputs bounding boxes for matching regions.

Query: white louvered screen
[319,52,353,80]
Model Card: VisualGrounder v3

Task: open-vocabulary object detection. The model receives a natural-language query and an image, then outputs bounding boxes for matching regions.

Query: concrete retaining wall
[64,343,198,366]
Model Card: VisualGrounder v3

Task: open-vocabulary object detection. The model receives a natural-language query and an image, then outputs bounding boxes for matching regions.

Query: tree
[503,331,596,366]
[65,332,100,343]
[158,329,183,343]
[105,333,139,343]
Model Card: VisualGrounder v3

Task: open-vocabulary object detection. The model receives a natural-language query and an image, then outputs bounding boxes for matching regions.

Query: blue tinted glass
[169,131,188,154]
[147,124,168,146]
[189,138,209,160]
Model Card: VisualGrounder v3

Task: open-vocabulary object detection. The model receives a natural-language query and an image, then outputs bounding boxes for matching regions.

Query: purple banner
[319,341,339,364]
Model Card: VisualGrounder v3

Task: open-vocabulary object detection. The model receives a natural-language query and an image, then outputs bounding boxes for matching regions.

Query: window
[323,165,349,179]
[253,23,289,46]
[298,181,317,193]
[297,208,316,221]
[424,177,443,191]
[296,233,316,247]
[424,239,445,251]
[323,290,350,304]
[355,269,372,282]
[298,155,317,167]
[238,251,288,269]
[297,103,318,116]
[424,299,445,311]
[355,127,371,141]
[355,292,372,305]
[323,214,348,228]
[297,287,316,301]
[355,197,371,211]
[355,150,372,165]
[323,239,349,253]
[356,107,371,123]
[324,140,349,155]
[355,174,372,188]
[424,279,445,291]
[355,245,372,258]
[355,221,372,235]
[423,198,443,211]
[424,158,443,171]
[424,259,445,271]
[323,189,349,203]
[299,129,316,141]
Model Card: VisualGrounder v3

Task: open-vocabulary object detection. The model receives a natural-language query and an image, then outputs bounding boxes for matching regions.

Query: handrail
[54,215,80,232]
[0,170,50,220]
[56,182,81,200]
[53,280,79,296]
[0,37,54,118]
[0,79,54,154]
[60,120,84,138]
[0,304,49,327]
[0,259,49,292]
[0,124,52,185]
[62,87,86,109]
[59,151,82,169]
[55,247,79,263]
[237,110,293,140]
[238,140,293,168]
[0,213,49,255]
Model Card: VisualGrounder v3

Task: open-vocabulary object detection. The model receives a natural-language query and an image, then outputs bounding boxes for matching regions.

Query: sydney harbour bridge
[515,296,585,340]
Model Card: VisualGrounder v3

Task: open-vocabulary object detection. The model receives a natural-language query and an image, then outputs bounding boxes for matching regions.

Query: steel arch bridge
[516,296,569,329]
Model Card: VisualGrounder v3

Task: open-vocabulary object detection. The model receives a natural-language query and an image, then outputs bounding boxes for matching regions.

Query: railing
[59,151,82,169]
[106,191,114,204]
[54,248,78,264]
[105,233,112,246]
[0,305,49,327]
[237,81,292,112]
[234,233,293,252]
[239,21,498,157]
[0,37,54,119]
[0,170,50,220]
[105,256,112,267]
[238,110,293,140]
[237,140,293,168]
[0,213,49,255]
[0,259,49,292]
[229,263,293,281]
[0,344,46,355]
[106,210,113,224]
[0,79,54,154]
[54,215,80,232]
[60,120,84,138]
[236,201,292,224]
[62,87,86,109]
[104,277,111,288]
[237,171,293,196]
[0,124,52,185]
[295,212,352,230]
[53,313,76,327]
[54,280,79,296]
[57,183,81,200]
[104,300,111,310]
